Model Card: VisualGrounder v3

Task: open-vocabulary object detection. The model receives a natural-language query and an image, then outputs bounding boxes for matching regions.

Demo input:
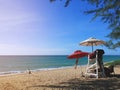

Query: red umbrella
[68,50,89,69]
[68,50,89,59]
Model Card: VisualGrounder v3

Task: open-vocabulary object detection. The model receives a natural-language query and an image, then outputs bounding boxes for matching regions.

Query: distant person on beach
[27,68,32,74]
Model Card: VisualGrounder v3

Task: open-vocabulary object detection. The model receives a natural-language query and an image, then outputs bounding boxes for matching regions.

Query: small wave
[0,71,23,76]
[0,66,72,76]
[31,65,86,72]
[0,65,87,76]
[32,66,73,71]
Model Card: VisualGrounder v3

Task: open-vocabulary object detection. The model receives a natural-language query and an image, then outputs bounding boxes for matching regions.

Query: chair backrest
[95,49,104,59]
[89,49,104,65]
[95,49,105,72]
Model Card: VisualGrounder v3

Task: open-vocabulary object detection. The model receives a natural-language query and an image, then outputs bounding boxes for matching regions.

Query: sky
[0,0,119,55]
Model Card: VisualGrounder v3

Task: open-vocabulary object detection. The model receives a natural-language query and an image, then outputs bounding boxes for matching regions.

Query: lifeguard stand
[85,49,106,78]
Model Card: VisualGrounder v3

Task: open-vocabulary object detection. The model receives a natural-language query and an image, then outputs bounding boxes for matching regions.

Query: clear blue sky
[0,0,119,55]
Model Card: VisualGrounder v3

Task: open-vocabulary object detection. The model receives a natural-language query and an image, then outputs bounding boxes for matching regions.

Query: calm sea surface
[0,55,120,75]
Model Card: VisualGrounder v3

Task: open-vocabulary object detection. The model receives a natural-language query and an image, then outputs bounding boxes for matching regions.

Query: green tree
[50,0,120,49]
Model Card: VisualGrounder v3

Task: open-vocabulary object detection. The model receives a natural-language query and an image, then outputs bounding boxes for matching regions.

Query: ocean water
[0,55,120,75]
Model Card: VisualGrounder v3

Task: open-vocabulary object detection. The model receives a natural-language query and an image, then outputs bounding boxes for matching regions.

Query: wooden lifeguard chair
[85,49,106,78]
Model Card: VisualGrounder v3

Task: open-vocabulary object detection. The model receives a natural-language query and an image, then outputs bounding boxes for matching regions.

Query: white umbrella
[80,37,105,52]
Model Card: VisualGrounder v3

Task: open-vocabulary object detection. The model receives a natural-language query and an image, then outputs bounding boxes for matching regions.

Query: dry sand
[0,66,120,90]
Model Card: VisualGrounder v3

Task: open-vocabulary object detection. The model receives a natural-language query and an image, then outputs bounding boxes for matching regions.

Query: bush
[104,60,120,66]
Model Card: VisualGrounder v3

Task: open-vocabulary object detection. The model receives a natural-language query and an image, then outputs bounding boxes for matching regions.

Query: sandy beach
[0,66,120,90]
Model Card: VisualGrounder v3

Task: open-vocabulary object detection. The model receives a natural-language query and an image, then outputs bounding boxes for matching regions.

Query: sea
[0,55,120,75]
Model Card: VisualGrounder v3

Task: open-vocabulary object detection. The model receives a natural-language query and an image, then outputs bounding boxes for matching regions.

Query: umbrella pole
[92,43,93,52]
[80,64,83,77]
[75,58,79,69]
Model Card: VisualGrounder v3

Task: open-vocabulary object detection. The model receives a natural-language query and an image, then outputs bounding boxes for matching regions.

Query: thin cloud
[0,0,46,32]
[0,44,68,55]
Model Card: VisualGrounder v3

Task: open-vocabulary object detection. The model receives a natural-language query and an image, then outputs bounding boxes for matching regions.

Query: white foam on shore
[0,71,24,76]
[0,65,86,76]
[32,65,86,72]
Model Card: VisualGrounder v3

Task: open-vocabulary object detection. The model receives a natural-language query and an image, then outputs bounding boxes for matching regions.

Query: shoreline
[0,59,119,76]
[0,58,119,77]
[0,65,119,90]
[0,65,86,76]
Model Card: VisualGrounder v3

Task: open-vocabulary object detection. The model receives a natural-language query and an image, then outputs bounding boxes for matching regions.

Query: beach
[0,0,120,90]
[0,66,120,90]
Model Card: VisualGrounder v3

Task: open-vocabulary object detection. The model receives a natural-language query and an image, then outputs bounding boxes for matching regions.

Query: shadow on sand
[26,74,120,90]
